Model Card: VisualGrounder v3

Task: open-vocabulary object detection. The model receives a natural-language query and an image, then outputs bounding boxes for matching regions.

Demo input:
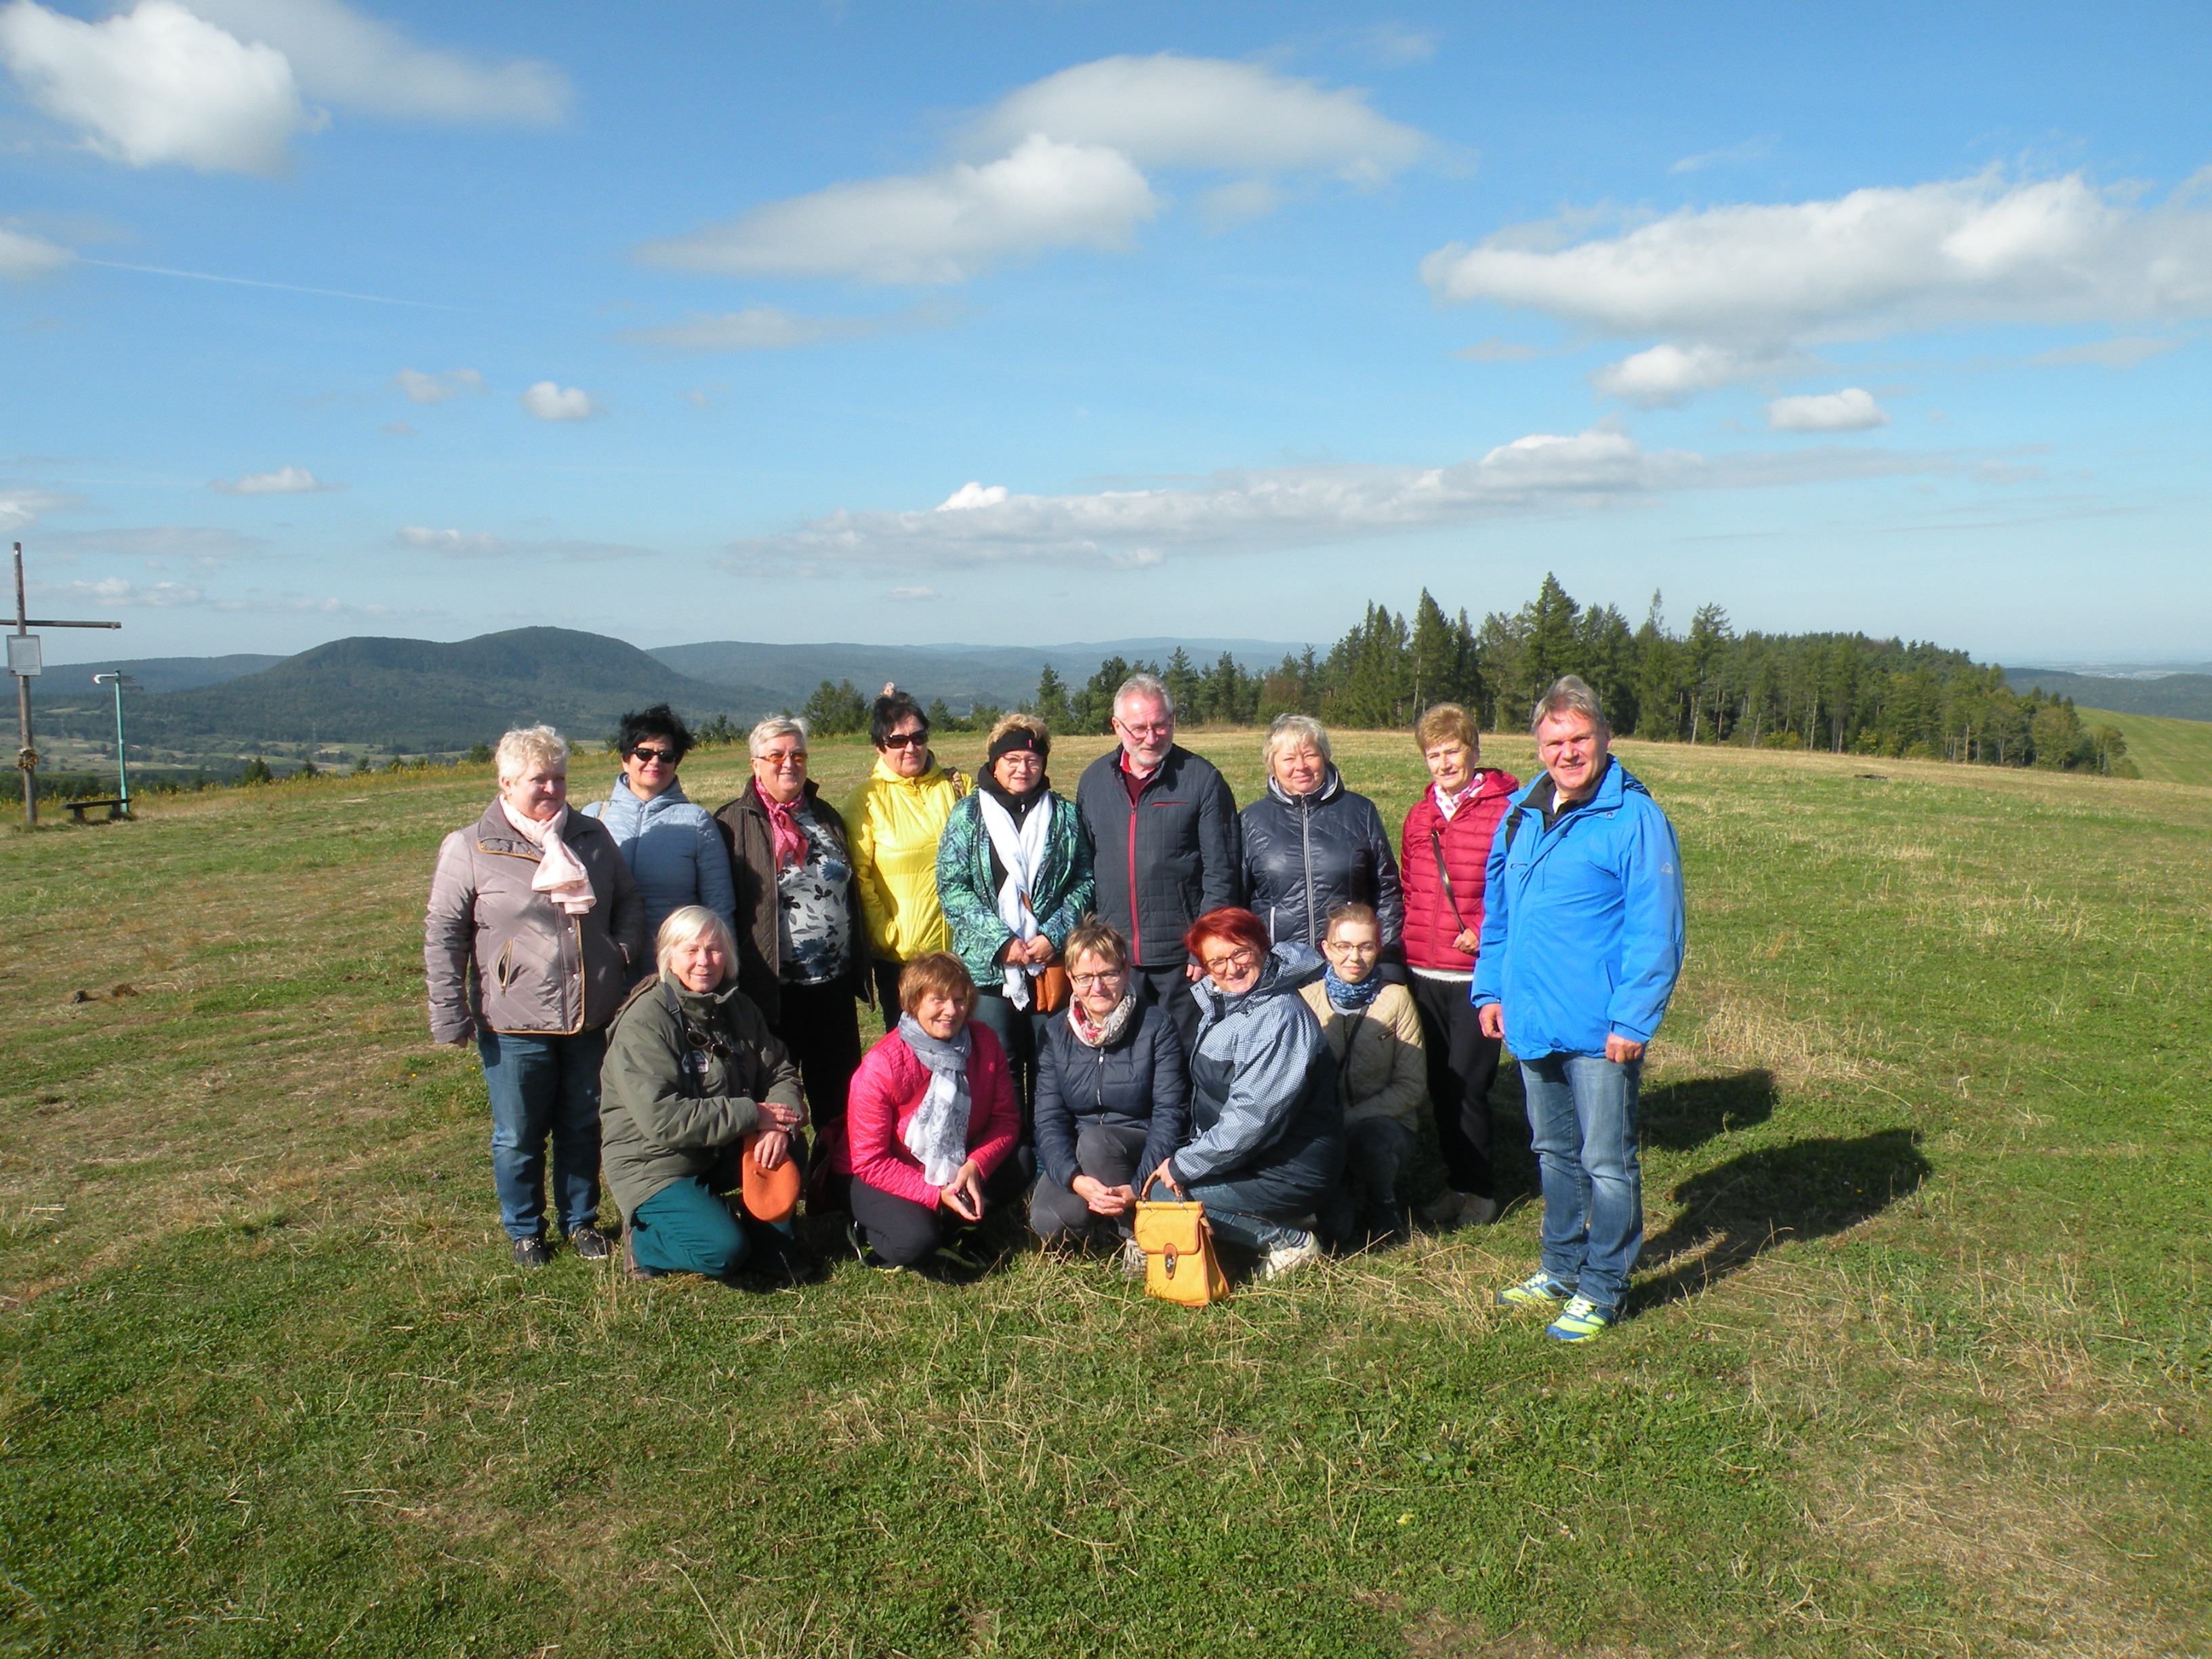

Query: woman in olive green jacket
[600,906,808,1281]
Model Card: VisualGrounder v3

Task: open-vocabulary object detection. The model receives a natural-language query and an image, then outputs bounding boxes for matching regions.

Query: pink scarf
[499,800,596,915]
[1433,775,1484,821]
[762,792,808,872]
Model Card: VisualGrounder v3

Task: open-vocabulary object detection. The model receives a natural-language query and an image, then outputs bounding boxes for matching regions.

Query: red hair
[1185,907,1271,966]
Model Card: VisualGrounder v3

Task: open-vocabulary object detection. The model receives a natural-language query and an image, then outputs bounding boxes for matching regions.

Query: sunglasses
[880,731,929,750]
[757,748,808,765]
[628,745,679,765]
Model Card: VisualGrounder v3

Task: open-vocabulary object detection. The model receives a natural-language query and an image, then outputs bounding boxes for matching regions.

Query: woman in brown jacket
[425,724,647,1267]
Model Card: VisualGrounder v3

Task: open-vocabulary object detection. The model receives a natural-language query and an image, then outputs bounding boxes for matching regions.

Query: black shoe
[747,1224,826,1287]
[1361,1204,1409,1247]
[512,1236,550,1268]
[570,1225,612,1262]
[846,1220,895,1271]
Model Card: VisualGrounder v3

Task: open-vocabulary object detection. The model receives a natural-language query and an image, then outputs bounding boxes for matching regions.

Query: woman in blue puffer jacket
[583,703,737,955]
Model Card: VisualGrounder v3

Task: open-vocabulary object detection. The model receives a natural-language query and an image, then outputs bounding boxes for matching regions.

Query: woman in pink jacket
[838,951,1029,1277]
[1399,703,1519,1231]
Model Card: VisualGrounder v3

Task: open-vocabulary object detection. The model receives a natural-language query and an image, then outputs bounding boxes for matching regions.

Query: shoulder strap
[1429,824,1469,933]
[1500,806,1526,859]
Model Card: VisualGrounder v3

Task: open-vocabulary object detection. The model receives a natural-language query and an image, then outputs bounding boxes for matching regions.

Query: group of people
[424,669,1685,1341]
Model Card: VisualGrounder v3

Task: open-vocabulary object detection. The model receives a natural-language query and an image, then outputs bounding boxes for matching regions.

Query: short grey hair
[1530,675,1608,736]
[748,715,808,758]
[1263,712,1331,766]
[655,905,738,979]
[1113,672,1173,721]
[495,725,568,781]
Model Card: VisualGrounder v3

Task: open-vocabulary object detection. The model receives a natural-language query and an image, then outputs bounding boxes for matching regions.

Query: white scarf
[499,800,596,915]
[897,1012,973,1186]
[975,792,1054,1010]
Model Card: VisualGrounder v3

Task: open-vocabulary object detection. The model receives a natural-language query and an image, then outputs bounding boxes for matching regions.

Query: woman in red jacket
[840,951,1028,1276]
[1399,704,1519,1230]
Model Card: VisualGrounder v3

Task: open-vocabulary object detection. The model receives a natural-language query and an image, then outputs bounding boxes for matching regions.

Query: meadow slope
[1,734,2205,1658]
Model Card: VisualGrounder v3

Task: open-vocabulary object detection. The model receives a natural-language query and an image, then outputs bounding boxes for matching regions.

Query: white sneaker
[1259,1231,1320,1281]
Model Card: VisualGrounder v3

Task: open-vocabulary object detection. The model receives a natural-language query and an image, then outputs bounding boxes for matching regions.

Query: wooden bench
[60,798,128,823]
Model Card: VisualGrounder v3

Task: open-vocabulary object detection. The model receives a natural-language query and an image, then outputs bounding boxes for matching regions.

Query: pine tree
[800,678,868,736]
[1028,665,1076,733]
[1408,590,1483,720]
[1164,648,1203,724]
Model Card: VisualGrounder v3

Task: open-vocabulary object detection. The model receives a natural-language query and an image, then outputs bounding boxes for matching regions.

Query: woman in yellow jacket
[846,687,966,1015]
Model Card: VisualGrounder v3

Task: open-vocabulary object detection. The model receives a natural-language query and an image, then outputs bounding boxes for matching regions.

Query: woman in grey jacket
[425,725,647,1267]
[1149,907,1343,1281]
[582,703,736,949]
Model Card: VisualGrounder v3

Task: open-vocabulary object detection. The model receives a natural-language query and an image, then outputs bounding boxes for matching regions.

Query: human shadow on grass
[1631,1128,1930,1311]
[1641,1067,1778,1151]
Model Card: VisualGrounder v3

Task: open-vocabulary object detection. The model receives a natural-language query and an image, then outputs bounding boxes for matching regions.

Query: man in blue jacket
[1473,676,1684,1342]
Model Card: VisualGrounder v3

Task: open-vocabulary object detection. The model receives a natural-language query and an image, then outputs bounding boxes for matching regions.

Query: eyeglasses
[880,731,929,750]
[1117,720,1173,737]
[756,749,807,766]
[1202,948,1261,974]
[1069,971,1124,989]
[628,745,678,764]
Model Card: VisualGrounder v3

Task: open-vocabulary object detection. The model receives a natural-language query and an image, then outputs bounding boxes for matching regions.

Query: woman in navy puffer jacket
[1240,714,1404,968]
[583,704,737,952]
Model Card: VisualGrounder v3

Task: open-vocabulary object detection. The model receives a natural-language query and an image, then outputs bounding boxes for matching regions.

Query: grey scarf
[896,1012,973,1185]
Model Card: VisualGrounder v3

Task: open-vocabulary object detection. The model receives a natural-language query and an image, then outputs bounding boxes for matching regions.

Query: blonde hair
[1264,712,1331,767]
[495,725,568,782]
[1062,918,1130,974]
[898,951,978,1015]
[1325,902,1379,939]
[987,710,1050,752]
[655,905,738,981]
[1414,703,1479,753]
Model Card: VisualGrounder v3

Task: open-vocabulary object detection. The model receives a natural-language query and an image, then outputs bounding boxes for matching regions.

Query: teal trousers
[628,1177,750,1279]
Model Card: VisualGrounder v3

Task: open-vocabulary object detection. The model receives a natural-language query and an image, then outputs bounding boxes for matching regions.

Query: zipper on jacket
[1126,790,1141,964]
[1299,792,1315,947]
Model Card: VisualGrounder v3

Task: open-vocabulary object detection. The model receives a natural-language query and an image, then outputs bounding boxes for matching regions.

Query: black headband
[987,725,1046,762]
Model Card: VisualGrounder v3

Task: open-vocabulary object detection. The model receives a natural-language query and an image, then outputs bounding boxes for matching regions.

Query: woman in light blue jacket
[583,704,737,951]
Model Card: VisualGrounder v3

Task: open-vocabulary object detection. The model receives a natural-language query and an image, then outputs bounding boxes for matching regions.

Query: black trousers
[870,958,905,1023]
[771,977,863,1136]
[1028,1122,1151,1245]
[850,1150,1035,1268]
[1408,972,1502,1200]
[1132,962,1202,1054]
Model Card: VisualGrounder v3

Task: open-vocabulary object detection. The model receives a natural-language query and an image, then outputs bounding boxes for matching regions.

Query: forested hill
[35,628,769,755]
[2005,669,2212,723]
[34,653,284,695]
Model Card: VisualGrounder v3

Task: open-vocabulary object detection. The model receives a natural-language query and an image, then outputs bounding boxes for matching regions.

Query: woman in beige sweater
[1300,903,1427,1247]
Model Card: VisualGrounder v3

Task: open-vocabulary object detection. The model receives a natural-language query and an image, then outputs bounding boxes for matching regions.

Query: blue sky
[3,0,2207,665]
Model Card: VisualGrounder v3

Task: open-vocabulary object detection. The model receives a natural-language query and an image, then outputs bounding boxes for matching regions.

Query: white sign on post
[7,635,41,677]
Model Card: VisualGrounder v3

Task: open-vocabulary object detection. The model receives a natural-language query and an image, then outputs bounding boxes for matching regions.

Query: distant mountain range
[2005,669,2212,723]
[30,629,1307,764]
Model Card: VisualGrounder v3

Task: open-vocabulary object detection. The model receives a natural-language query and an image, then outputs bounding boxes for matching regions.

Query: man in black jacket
[1074,673,1242,1051]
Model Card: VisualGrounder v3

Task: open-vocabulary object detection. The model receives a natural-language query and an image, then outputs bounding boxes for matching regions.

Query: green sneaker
[1496,1271,1573,1310]
[1546,1296,1614,1342]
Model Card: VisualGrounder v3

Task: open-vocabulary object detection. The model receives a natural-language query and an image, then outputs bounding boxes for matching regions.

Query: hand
[752,1129,790,1171]
[758,1100,803,1132]
[1021,935,1054,968]
[1605,1032,1645,1064]
[1147,1159,1183,1200]
[938,1160,985,1222]
[1452,928,1481,955]
[1477,1002,1504,1040]
[1072,1175,1130,1216]
[1184,961,1203,981]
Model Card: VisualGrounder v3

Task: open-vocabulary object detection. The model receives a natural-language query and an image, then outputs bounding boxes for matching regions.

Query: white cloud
[0,224,73,279]
[209,464,340,494]
[392,366,483,403]
[399,525,508,558]
[1593,343,1805,406]
[382,419,416,435]
[37,575,207,607]
[1346,24,1439,67]
[0,0,311,174]
[936,482,1009,510]
[0,485,78,532]
[1765,387,1889,432]
[889,586,939,601]
[32,525,268,559]
[187,0,567,125]
[966,54,1425,181]
[1422,171,2212,344]
[518,380,598,421]
[2029,336,2180,368]
[636,134,1156,285]
[397,525,650,562]
[722,427,1943,573]
[1669,136,1774,175]
[620,300,958,352]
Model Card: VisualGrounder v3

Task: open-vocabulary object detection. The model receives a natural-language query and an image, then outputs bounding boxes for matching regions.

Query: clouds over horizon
[398,525,649,562]
[724,427,1944,575]
[635,53,1426,285]
[210,464,339,494]
[0,0,565,176]
[1424,171,2212,403]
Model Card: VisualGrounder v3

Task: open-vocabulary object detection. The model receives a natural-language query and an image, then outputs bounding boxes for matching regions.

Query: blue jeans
[1180,1168,1327,1252]
[1520,1053,1643,1313]
[477,1029,605,1241]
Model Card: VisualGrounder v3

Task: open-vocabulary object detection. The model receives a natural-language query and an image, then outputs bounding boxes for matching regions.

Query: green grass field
[2074,706,2212,788]
[3,733,2207,1657]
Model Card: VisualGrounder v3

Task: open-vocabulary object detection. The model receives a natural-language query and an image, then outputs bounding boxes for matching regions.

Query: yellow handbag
[1132,1176,1231,1307]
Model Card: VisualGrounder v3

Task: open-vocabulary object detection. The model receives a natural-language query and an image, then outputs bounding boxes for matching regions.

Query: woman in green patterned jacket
[935,712,1094,1120]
